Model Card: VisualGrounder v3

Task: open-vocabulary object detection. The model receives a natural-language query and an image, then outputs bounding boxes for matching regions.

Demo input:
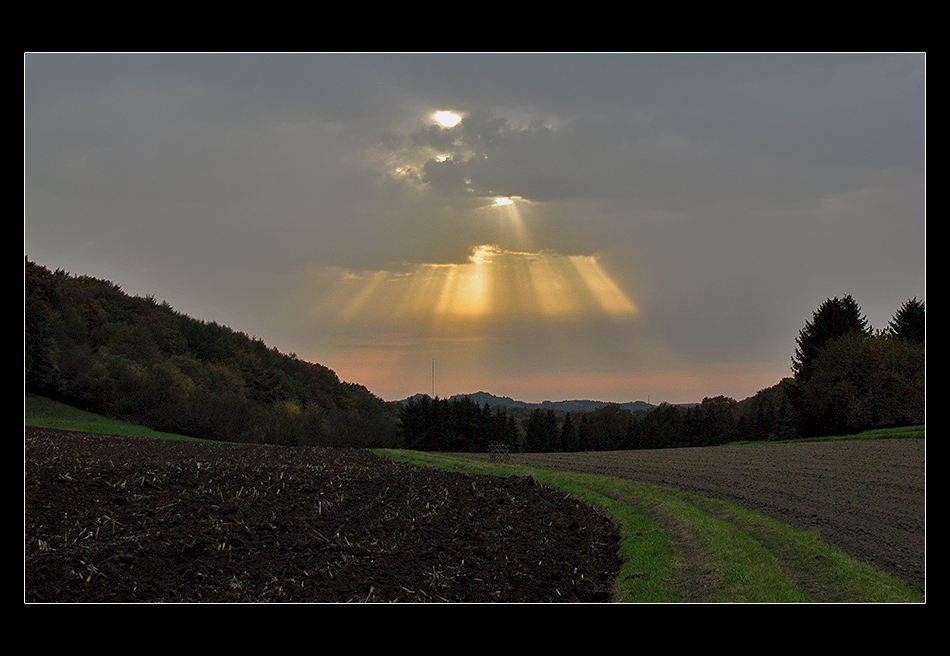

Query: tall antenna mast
[431,359,435,398]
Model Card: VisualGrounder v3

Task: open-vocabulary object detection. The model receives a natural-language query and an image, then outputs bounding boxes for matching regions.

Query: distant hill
[396,391,657,413]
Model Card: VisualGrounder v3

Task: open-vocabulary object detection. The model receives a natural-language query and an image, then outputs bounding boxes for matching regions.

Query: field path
[465,439,926,594]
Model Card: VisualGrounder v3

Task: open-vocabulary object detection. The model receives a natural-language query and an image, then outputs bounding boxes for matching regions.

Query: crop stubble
[25,427,621,603]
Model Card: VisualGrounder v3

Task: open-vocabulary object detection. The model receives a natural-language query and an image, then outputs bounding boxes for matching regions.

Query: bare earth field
[25,426,925,601]
[25,428,621,603]
[496,439,926,594]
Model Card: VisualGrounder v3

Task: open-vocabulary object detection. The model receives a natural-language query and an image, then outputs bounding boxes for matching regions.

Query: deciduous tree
[799,332,924,436]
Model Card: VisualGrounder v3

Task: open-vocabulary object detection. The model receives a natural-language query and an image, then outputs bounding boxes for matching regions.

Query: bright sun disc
[434,111,462,127]
[495,197,514,206]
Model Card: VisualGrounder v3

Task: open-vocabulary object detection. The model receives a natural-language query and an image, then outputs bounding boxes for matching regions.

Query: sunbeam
[328,245,638,332]
[490,196,531,250]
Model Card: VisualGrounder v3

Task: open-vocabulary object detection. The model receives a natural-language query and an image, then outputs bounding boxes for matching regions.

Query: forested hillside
[25,258,397,447]
[25,258,924,452]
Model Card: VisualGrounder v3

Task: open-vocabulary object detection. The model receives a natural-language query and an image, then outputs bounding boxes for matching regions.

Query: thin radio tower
[431,359,435,398]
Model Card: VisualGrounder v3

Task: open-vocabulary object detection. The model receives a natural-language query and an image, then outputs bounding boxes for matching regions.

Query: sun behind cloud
[433,110,462,127]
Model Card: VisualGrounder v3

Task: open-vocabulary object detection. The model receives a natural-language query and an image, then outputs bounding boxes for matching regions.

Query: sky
[24,53,926,405]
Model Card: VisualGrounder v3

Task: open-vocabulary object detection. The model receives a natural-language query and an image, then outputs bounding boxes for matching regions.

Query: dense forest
[25,259,397,447]
[25,258,924,452]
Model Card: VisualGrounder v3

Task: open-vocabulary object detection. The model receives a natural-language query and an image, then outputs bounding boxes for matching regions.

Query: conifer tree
[559,412,577,452]
[792,295,869,384]
[888,297,925,345]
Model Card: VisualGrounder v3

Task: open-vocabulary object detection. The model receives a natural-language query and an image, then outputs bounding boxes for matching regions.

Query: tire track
[472,439,926,594]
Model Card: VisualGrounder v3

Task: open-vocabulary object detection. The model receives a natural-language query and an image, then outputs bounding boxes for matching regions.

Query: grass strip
[726,424,924,446]
[687,493,924,603]
[586,477,811,602]
[374,448,924,603]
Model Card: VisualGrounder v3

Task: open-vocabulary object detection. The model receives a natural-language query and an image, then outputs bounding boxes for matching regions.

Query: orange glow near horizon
[308,344,787,407]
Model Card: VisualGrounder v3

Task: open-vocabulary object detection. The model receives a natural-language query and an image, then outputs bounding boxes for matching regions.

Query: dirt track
[499,439,926,594]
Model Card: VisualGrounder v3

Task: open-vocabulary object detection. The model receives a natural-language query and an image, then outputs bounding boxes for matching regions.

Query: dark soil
[24,427,621,603]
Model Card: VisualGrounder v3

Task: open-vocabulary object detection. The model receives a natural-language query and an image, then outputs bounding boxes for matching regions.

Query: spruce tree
[888,297,925,345]
[559,412,577,452]
[792,295,869,384]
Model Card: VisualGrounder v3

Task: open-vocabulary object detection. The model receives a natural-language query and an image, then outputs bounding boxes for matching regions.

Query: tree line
[396,395,519,452]
[397,393,745,453]
[25,259,397,447]
[25,256,923,452]
[397,294,924,452]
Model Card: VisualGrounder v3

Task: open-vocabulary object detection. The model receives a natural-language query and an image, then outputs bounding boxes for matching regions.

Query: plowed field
[488,439,925,594]
[24,427,621,603]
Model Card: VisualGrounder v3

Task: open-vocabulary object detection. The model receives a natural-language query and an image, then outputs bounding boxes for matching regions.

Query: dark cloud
[24,53,925,403]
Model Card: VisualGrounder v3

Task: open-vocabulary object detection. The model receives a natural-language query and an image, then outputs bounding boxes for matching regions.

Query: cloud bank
[25,53,925,403]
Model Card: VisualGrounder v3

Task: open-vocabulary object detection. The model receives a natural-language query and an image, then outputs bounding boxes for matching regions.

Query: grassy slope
[24,393,207,441]
[24,393,924,603]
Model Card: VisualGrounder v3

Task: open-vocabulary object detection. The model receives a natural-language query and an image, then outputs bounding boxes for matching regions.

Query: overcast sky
[24,53,926,404]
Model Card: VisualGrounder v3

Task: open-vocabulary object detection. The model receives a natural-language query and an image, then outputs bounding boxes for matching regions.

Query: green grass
[25,393,924,602]
[372,448,925,603]
[725,424,925,446]
[24,393,206,441]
